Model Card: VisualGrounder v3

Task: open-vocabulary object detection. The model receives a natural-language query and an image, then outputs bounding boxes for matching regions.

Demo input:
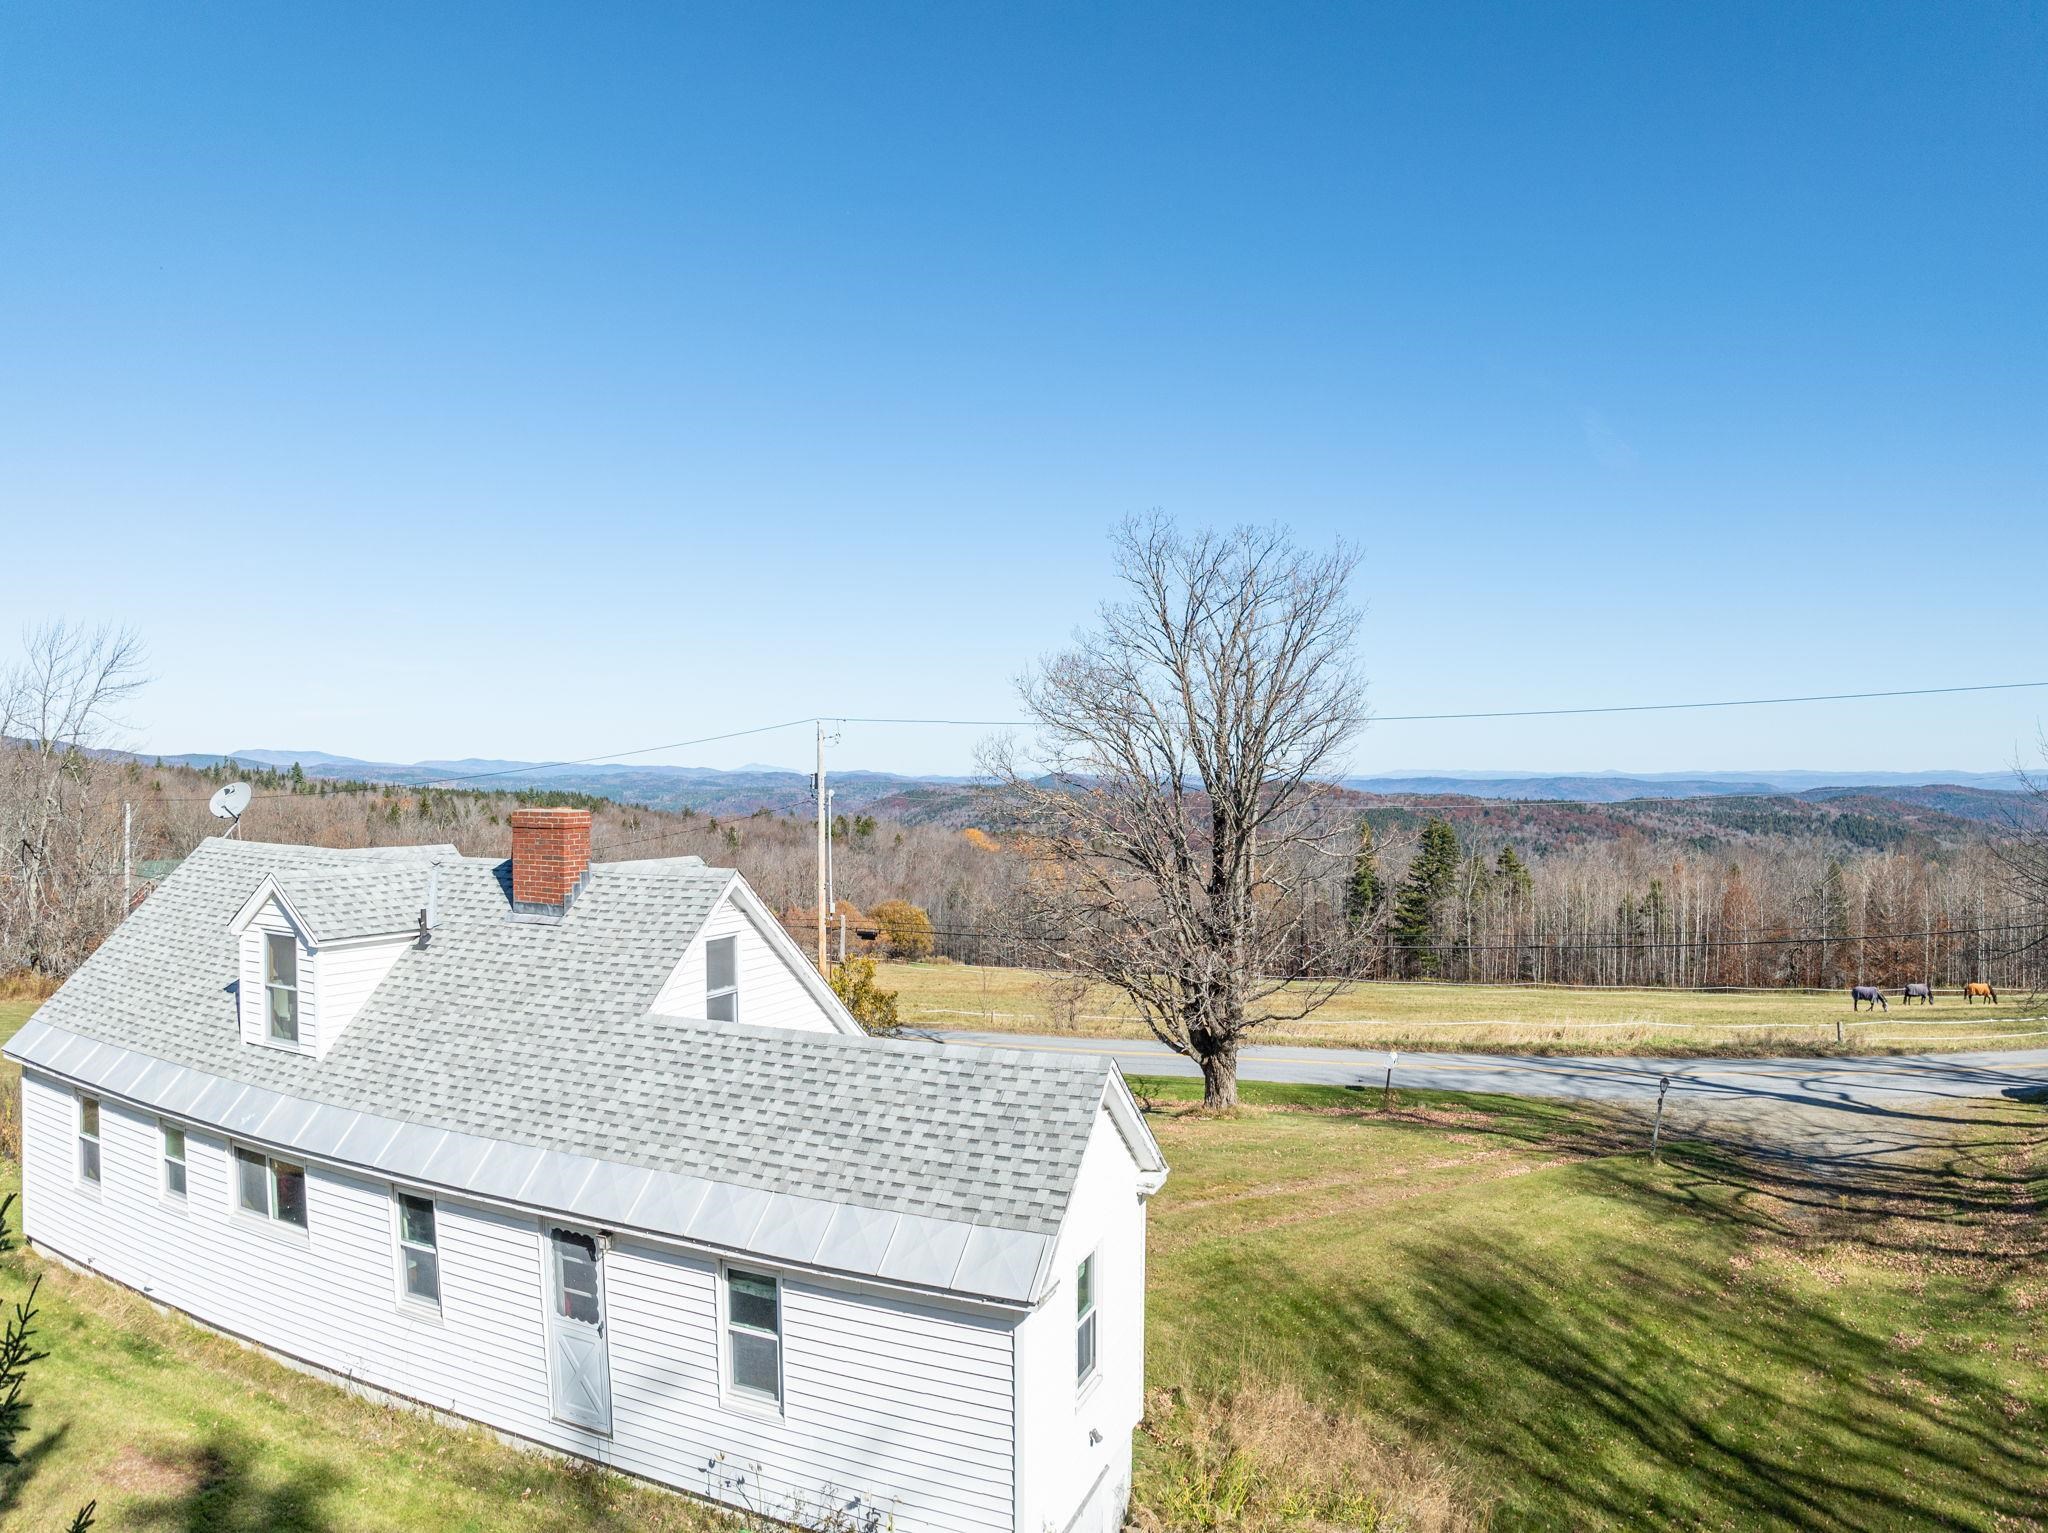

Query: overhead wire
[129,677,2048,808]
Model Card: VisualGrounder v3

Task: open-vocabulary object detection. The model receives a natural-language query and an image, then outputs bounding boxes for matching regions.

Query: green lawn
[6,997,2045,1530]
[1132,1075,2048,1530]
[885,961,2048,1056]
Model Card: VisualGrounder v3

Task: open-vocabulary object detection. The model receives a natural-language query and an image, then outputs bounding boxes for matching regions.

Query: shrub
[869,900,935,961]
[830,959,901,1036]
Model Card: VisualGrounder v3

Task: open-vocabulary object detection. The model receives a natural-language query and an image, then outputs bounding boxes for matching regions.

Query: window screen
[1076,1251,1099,1385]
[78,1095,101,1184]
[553,1230,602,1325]
[162,1123,187,1199]
[706,935,738,1022]
[397,1192,440,1305]
[265,931,300,1043]
[726,1268,781,1404]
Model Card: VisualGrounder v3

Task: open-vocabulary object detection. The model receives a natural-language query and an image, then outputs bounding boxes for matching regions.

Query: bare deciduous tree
[0,622,148,974]
[983,515,1368,1108]
[1989,734,2048,990]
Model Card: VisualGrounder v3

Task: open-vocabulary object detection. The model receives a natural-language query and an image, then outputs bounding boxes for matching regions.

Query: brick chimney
[510,807,592,914]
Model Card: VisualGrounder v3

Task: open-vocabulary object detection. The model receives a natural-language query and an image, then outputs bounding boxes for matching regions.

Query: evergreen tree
[1494,845,1532,899]
[1641,877,1669,984]
[1344,819,1384,930]
[1392,818,1461,974]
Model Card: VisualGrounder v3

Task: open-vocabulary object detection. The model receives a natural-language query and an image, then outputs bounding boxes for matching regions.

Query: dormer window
[265,932,300,1044]
[706,936,738,1022]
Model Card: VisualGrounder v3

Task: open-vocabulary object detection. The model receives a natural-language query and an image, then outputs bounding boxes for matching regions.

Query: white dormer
[229,873,426,1058]
[649,880,861,1035]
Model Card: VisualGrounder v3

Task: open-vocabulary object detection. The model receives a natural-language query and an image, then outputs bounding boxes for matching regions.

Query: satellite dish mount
[208,781,252,838]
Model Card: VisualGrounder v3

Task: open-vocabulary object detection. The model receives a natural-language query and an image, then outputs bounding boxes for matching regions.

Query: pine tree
[1641,877,1669,984]
[1392,818,1461,975]
[1494,845,1532,899]
[1344,819,1384,930]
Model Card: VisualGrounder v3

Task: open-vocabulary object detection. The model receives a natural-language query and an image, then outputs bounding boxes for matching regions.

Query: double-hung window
[265,931,300,1044]
[725,1268,781,1406]
[234,1145,308,1229]
[1076,1251,1099,1387]
[78,1095,102,1185]
[396,1192,440,1307]
[161,1123,187,1199]
[705,936,738,1022]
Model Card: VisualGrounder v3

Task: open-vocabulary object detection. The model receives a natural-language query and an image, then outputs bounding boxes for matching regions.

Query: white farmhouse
[5,808,1166,1533]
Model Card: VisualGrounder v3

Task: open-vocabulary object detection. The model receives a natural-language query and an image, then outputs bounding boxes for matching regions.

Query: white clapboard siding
[236,900,409,1059]
[1016,1107,1148,1533]
[649,894,839,1033]
[603,1241,1016,1532]
[313,936,413,1053]
[20,1070,1017,1533]
[22,1071,556,1434]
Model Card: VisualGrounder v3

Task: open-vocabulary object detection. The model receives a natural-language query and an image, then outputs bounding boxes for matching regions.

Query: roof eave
[10,1018,1052,1310]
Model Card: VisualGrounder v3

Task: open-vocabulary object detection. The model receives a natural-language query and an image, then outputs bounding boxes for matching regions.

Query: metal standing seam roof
[8,838,1151,1303]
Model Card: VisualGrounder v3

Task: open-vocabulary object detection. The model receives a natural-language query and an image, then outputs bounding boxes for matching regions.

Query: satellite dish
[208,782,251,828]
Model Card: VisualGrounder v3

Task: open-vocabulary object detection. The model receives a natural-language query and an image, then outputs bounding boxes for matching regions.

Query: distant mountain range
[149,749,2029,825]
[1340,769,2026,801]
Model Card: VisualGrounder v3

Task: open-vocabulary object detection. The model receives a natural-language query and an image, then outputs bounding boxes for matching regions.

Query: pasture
[883,961,2048,1056]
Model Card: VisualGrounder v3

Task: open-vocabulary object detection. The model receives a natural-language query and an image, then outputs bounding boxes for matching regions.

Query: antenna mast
[814,721,828,975]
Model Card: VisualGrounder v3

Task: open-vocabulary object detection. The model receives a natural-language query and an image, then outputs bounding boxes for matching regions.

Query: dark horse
[1902,983,1934,1005]
[1850,984,1888,1011]
[1965,982,1999,1003]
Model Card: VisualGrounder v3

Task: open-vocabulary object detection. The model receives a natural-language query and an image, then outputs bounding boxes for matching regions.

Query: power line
[836,679,2048,727]
[762,915,2048,956]
[140,718,819,801]
[125,675,2048,808]
[1370,679,2048,723]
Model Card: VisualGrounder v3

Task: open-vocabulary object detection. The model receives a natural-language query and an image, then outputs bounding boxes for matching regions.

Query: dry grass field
[882,961,2048,1057]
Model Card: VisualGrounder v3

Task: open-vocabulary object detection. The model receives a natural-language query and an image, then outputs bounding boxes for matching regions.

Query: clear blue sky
[3,2,2042,777]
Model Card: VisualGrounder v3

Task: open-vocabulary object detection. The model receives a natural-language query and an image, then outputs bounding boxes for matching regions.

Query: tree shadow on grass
[1198,1135,2048,1532]
[0,1420,71,1519]
[126,1428,342,1533]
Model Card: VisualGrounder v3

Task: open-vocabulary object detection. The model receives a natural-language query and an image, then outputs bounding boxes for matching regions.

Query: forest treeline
[16,740,2048,994]
[1333,813,2048,990]
[0,745,1027,977]
[7,745,2046,992]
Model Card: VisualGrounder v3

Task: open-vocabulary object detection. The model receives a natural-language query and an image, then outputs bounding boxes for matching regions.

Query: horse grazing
[1850,984,1887,1011]
[1902,983,1934,1005]
[1964,982,1998,1004]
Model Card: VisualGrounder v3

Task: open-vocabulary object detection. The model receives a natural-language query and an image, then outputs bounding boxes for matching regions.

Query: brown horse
[1964,982,1998,1004]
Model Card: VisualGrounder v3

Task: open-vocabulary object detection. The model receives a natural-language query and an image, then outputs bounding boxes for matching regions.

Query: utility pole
[814,720,828,976]
[825,786,837,919]
[122,801,133,913]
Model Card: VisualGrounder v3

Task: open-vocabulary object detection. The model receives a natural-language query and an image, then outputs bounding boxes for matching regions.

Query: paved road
[931,1029,2048,1107]
[928,1030,2048,1165]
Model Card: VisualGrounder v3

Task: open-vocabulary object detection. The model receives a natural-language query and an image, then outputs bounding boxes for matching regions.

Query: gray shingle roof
[257,855,447,942]
[12,838,1147,1297]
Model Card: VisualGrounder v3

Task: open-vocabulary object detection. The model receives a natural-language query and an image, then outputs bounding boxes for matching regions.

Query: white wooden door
[546,1226,612,1433]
